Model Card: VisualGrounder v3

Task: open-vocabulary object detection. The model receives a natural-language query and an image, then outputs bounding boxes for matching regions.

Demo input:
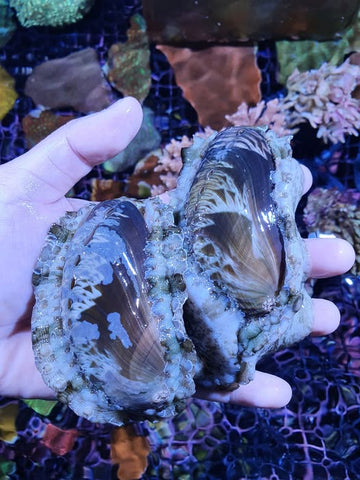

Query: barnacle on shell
[32,126,313,425]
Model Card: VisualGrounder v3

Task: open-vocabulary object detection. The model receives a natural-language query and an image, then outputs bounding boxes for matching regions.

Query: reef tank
[1,0,360,479]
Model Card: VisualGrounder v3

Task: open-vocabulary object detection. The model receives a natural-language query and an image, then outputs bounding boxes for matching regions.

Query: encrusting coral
[22,110,75,148]
[24,48,112,113]
[227,59,360,145]
[9,0,95,27]
[104,14,151,103]
[158,45,261,130]
[275,9,360,85]
[0,65,17,120]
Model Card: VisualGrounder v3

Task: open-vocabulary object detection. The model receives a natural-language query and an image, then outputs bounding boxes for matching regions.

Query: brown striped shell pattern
[31,126,313,425]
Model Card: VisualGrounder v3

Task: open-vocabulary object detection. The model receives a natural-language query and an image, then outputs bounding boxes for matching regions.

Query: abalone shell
[32,126,313,424]
[172,126,312,389]
[32,198,198,425]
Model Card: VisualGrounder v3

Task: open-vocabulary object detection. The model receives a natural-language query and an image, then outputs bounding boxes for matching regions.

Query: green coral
[276,39,347,85]
[24,399,58,416]
[9,0,95,27]
[105,14,151,103]
[0,0,16,47]
[0,458,16,480]
[276,10,360,84]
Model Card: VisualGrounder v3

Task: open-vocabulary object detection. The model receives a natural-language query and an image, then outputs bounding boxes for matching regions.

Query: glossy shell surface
[175,127,312,388]
[32,126,313,425]
[32,199,198,424]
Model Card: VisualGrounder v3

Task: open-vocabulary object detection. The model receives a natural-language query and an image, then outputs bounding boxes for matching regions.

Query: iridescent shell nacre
[32,126,313,425]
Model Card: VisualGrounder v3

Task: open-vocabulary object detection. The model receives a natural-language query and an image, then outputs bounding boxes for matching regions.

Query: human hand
[0,98,143,398]
[0,97,355,409]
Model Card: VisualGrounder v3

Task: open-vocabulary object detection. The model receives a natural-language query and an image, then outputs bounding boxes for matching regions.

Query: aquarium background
[0,1,360,479]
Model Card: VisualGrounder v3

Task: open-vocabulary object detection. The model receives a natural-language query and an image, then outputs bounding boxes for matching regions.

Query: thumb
[4,97,143,203]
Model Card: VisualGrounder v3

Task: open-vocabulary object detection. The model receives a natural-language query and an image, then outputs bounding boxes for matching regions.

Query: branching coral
[150,135,192,195]
[225,99,291,137]
[227,59,360,144]
[284,60,360,143]
[150,128,214,196]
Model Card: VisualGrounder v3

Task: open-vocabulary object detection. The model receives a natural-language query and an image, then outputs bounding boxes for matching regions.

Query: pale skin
[0,97,355,408]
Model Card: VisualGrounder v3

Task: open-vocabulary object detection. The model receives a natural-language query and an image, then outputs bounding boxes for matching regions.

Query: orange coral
[22,110,75,148]
[158,45,261,130]
[111,425,150,480]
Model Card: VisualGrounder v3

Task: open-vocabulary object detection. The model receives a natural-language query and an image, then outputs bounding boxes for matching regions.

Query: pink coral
[227,59,360,144]
[150,135,191,195]
[150,129,215,196]
[225,99,290,136]
[284,60,360,143]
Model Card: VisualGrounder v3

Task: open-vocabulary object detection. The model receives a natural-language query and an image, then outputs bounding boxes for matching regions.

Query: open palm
[0,97,354,408]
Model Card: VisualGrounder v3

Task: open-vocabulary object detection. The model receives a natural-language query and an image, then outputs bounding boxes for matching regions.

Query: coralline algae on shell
[32,126,312,425]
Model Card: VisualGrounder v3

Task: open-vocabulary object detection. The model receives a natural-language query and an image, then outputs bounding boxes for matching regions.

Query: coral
[157,45,261,129]
[0,65,17,120]
[150,135,192,195]
[276,11,360,85]
[0,403,18,443]
[284,60,360,143]
[9,0,95,27]
[91,179,123,202]
[227,59,360,144]
[111,426,150,480]
[225,99,291,137]
[25,48,112,113]
[93,135,193,200]
[42,424,78,456]
[22,110,75,148]
[149,129,214,196]
[23,399,58,416]
[276,39,349,86]
[104,14,151,103]
[0,0,16,48]
[304,188,360,276]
